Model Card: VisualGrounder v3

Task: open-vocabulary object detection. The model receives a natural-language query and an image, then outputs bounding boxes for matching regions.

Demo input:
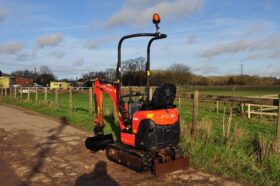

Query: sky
[0,0,280,79]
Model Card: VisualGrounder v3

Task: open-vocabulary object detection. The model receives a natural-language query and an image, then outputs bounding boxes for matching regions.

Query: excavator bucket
[153,157,189,176]
[85,134,114,152]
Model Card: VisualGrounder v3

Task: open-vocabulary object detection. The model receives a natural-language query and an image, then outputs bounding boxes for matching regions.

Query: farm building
[50,81,73,90]
[0,76,33,88]
[14,77,33,87]
[0,77,12,88]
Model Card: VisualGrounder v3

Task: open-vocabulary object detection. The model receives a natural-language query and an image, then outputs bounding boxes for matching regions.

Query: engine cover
[135,119,180,151]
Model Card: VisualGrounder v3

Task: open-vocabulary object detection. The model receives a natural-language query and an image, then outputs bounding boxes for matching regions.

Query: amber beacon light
[153,13,161,24]
[153,13,161,32]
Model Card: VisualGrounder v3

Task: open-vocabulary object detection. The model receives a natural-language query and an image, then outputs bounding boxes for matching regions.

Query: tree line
[8,57,280,87]
[10,66,56,86]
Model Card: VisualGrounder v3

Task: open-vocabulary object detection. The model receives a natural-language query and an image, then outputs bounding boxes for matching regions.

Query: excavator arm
[93,79,126,135]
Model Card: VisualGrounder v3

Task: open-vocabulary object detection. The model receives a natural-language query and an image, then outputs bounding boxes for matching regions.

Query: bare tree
[38,66,56,86]
[122,57,146,72]
[169,63,192,86]
[40,66,52,74]
[11,70,34,79]
[105,68,116,81]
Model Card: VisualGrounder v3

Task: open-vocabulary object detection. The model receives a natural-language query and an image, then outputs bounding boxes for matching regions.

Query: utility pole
[34,67,37,84]
[240,64,244,85]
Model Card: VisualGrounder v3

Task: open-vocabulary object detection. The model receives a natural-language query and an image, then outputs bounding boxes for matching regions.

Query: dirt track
[0,104,246,186]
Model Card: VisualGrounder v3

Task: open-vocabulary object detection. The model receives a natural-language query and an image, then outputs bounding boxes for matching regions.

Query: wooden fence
[0,87,93,114]
[188,92,280,146]
[1,87,280,146]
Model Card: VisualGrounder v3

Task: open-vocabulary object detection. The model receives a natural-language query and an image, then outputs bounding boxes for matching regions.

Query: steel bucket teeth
[85,134,114,152]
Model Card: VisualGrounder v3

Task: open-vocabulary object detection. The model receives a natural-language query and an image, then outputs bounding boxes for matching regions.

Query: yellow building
[0,77,11,88]
[50,81,73,90]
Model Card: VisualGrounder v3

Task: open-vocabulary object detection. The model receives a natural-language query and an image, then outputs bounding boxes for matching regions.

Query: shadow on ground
[75,161,118,186]
[20,116,69,186]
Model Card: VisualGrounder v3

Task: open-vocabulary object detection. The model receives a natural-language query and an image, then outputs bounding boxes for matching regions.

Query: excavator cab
[85,13,189,176]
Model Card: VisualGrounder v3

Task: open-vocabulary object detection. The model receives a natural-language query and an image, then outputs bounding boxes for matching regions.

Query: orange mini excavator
[85,13,189,176]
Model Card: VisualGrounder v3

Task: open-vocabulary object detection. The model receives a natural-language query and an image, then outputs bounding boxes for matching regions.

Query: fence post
[69,87,72,113]
[35,87,38,102]
[20,87,23,101]
[5,88,7,97]
[9,87,11,97]
[27,87,30,101]
[55,89,58,109]
[89,88,93,115]
[14,87,17,99]
[276,94,280,149]
[191,90,199,137]
[240,103,244,116]
[178,97,181,109]
[260,106,263,119]
[216,101,219,113]
[44,87,48,105]
[248,104,251,119]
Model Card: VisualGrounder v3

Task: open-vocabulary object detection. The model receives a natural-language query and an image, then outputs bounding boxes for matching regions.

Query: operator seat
[127,84,176,126]
[151,84,176,109]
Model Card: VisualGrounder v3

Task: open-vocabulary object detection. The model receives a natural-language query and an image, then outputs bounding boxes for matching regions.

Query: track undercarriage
[106,143,189,176]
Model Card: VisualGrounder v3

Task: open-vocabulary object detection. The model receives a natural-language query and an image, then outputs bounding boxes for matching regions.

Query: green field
[179,85,280,96]
[1,86,280,185]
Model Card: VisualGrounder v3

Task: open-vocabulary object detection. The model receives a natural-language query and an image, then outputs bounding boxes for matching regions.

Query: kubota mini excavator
[85,13,189,176]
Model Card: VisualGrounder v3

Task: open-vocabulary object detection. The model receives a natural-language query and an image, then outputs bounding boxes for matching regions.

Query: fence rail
[178,93,279,106]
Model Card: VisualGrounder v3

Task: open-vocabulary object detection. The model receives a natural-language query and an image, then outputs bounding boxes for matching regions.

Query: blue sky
[0,0,280,79]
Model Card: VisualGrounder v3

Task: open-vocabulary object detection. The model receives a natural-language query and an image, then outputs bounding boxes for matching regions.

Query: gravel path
[0,104,247,186]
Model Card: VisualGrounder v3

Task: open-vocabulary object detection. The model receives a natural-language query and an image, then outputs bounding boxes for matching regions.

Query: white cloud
[73,59,84,66]
[192,64,220,75]
[16,52,35,61]
[246,50,280,61]
[85,40,99,49]
[51,51,65,59]
[201,35,280,58]
[245,22,270,36]
[0,41,25,54]
[0,7,6,22]
[85,36,116,49]
[270,50,280,59]
[104,0,203,28]
[246,52,267,61]
[37,34,63,48]
[187,35,196,45]
[264,1,273,11]
[264,65,280,77]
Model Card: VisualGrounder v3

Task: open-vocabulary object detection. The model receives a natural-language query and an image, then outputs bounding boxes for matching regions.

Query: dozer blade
[153,157,189,176]
[85,134,114,152]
